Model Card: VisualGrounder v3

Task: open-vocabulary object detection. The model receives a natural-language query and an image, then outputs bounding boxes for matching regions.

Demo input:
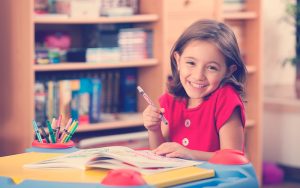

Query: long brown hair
[169,19,247,98]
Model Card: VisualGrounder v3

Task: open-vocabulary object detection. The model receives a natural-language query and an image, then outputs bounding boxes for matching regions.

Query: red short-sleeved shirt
[159,84,245,152]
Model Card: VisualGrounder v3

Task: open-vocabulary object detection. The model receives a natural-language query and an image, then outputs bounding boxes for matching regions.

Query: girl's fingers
[153,143,173,155]
[165,152,183,158]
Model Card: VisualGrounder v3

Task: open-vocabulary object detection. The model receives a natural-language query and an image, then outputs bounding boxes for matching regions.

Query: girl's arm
[218,107,244,151]
[192,107,244,160]
[148,122,169,149]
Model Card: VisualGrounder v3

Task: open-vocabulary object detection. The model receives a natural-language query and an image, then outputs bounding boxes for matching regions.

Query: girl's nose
[192,68,206,81]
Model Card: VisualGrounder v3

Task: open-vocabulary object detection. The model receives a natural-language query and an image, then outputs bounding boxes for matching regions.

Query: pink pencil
[55,114,62,139]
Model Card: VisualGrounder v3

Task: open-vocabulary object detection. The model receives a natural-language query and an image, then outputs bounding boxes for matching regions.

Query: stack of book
[118,28,153,61]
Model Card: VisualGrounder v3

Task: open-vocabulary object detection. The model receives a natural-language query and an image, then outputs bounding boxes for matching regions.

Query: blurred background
[0,0,300,187]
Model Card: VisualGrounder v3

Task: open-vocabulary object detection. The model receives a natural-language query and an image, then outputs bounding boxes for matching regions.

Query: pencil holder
[31,139,75,149]
[26,139,78,153]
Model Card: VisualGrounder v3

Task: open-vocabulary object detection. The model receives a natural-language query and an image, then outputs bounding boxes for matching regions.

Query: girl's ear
[226,65,237,78]
[174,52,180,71]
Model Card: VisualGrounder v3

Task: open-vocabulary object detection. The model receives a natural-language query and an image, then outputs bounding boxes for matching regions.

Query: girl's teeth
[190,82,205,88]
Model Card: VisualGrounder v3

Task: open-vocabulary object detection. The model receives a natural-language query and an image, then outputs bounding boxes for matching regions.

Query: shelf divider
[33,59,158,72]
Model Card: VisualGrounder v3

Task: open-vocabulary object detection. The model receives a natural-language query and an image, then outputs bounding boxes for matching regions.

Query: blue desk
[25,146,79,153]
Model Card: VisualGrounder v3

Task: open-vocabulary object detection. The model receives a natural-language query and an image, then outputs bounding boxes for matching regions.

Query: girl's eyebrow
[183,56,221,65]
[183,56,197,60]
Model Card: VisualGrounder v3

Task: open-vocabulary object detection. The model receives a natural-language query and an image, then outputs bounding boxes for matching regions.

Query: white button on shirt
[184,119,191,127]
[182,138,189,146]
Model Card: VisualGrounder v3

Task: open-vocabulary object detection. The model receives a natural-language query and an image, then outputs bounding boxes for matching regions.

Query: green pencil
[38,124,50,143]
[46,120,56,143]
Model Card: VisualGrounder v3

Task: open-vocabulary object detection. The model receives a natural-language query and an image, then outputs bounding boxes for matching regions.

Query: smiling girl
[142,19,247,160]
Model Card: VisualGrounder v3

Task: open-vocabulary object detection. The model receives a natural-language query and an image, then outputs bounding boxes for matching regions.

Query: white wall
[263,0,295,86]
[263,0,300,167]
[264,109,300,167]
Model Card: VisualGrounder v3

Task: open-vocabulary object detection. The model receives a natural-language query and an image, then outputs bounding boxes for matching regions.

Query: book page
[24,147,113,169]
[24,146,202,174]
[96,149,201,168]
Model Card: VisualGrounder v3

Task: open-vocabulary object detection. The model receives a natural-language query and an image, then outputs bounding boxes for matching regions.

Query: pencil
[46,120,56,143]
[59,118,72,142]
[32,120,43,143]
[64,121,79,143]
[61,120,77,143]
[55,114,62,140]
[38,124,50,143]
[137,86,168,125]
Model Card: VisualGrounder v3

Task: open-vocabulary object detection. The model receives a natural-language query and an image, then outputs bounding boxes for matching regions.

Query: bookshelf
[0,0,262,182]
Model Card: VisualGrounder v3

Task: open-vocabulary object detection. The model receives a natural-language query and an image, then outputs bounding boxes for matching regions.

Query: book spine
[119,68,138,112]
[34,82,47,123]
[47,80,54,119]
[59,80,72,118]
[78,78,93,124]
[89,78,102,123]
[112,70,120,113]
[71,80,80,121]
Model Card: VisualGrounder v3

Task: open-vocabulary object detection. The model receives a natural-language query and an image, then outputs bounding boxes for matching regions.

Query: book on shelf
[118,28,153,61]
[35,82,47,124]
[89,78,102,123]
[70,79,80,120]
[119,68,137,112]
[23,146,202,175]
[59,80,72,118]
[78,78,93,124]
[223,0,246,12]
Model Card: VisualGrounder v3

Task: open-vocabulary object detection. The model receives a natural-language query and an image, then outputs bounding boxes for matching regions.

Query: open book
[24,146,202,175]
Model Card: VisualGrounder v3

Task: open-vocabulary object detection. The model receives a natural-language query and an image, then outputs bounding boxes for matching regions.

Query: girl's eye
[186,61,195,66]
[207,65,218,71]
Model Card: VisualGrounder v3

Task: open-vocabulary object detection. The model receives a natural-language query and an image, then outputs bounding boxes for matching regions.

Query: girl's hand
[143,105,165,131]
[153,142,195,160]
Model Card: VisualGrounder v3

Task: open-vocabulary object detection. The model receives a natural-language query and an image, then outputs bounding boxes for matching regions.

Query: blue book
[119,68,137,112]
[79,78,93,124]
[70,80,80,121]
[89,78,102,123]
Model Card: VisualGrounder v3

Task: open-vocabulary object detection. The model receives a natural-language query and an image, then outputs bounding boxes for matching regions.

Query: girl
[142,19,247,161]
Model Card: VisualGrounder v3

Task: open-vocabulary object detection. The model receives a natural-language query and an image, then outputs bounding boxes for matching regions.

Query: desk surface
[0,152,214,187]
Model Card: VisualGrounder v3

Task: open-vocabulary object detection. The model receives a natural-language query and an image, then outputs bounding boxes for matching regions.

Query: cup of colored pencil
[32,115,78,149]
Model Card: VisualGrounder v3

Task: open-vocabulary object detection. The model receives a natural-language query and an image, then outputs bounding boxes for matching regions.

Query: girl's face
[175,40,236,108]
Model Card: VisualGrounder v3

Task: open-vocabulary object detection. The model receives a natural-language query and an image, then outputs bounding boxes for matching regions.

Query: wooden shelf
[34,14,159,24]
[222,11,257,20]
[245,119,255,128]
[76,113,144,133]
[33,59,158,72]
[246,65,257,74]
